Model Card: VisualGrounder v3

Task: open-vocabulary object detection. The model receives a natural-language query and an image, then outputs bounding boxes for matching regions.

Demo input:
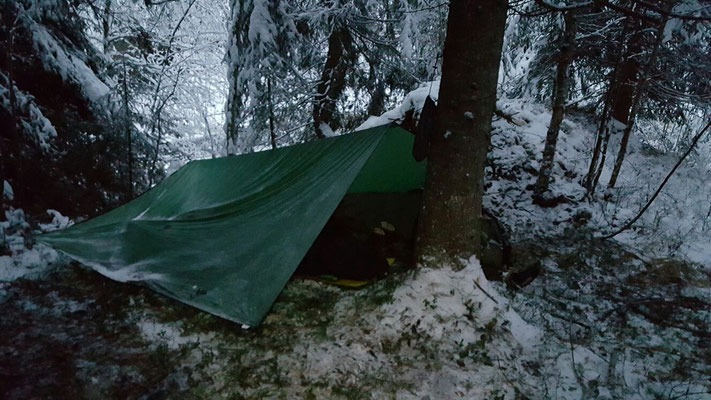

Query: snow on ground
[138,318,216,350]
[0,205,70,282]
[357,79,711,268]
[486,97,711,267]
[2,87,710,398]
[124,257,548,399]
[272,257,539,399]
[361,80,711,266]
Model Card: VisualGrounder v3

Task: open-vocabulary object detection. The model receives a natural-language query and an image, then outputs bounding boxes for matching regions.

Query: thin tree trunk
[592,127,611,190]
[313,17,353,139]
[608,17,666,189]
[267,78,277,149]
[584,97,611,192]
[584,23,630,193]
[534,11,576,199]
[122,61,133,198]
[416,0,508,267]
[148,70,180,187]
[0,123,4,215]
[585,71,620,193]
[201,108,216,158]
[603,121,711,239]
[102,0,111,54]
[149,119,163,187]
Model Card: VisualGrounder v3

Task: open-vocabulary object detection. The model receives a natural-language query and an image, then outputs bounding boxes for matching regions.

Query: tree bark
[608,17,666,189]
[313,17,354,139]
[267,77,277,149]
[609,24,643,127]
[416,0,508,267]
[584,23,630,193]
[534,11,576,199]
[102,0,112,54]
[225,0,251,150]
[367,61,385,117]
[584,93,611,193]
[592,127,611,190]
[610,52,638,126]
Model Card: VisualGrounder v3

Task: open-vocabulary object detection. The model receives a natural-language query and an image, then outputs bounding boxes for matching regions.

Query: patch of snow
[138,318,215,350]
[20,250,42,269]
[400,14,413,59]
[355,80,440,131]
[40,209,73,231]
[484,98,711,267]
[0,78,57,150]
[1,208,65,281]
[75,258,166,283]
[3,181,13,201]
[318,122,336,137]
[31,24,109,105]
[259,257,549,398]
[609,117,627,132]
[0,256,20,281]
[380,256,508,342]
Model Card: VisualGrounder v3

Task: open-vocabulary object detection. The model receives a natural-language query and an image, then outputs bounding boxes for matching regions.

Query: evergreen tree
[416,0,508,268]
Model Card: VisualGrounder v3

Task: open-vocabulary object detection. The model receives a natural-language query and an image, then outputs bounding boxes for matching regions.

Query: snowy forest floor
[2,97,710,399]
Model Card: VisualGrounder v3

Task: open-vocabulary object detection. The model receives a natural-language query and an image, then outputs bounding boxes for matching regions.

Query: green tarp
[38,124,426,326]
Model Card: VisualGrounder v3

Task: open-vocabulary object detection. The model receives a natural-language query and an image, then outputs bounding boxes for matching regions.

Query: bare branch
[601,120,711,240]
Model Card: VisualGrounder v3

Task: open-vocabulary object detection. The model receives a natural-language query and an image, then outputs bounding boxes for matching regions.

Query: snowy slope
[360,80,711,267]
[2,84,709,399]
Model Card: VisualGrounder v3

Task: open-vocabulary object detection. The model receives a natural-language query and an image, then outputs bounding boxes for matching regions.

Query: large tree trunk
[313,19,354,139]
[416,0,508,267]
[224,0,250,150]
[102,0,111,54]
[610,53,638,125]
[609,20,644,127]
[533,11,576,200]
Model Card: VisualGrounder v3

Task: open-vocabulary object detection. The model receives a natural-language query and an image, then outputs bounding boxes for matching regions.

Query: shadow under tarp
[296,190,513,283]
[296,191,422,281]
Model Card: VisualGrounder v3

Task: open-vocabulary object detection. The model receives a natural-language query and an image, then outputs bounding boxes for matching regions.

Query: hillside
[2,93,709,399]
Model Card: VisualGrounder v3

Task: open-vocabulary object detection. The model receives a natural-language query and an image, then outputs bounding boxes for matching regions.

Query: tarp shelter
[38,124,426,327]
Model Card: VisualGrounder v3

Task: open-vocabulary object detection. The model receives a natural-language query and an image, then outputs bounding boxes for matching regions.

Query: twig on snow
[473,279,499,305]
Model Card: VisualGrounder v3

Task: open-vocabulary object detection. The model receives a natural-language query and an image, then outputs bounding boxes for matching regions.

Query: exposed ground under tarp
[38,124,426,327]
[296,191,423,281]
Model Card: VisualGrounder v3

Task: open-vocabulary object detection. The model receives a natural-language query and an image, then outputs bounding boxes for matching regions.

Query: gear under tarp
[38,124,426,327]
